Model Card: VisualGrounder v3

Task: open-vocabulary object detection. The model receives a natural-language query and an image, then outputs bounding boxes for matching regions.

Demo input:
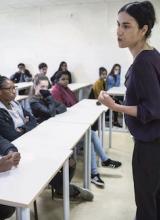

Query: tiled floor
[10,132,136,220]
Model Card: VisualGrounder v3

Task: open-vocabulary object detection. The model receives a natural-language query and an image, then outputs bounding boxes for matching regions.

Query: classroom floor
[10,132,136,220]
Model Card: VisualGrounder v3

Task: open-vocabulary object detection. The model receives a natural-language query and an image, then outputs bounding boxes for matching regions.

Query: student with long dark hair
[99,1,160,219]
[106,64,121,90]
[50,61,72,85]
[52,71,121,187]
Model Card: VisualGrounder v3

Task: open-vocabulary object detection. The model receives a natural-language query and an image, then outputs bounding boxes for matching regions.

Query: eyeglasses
[1,86,17,92]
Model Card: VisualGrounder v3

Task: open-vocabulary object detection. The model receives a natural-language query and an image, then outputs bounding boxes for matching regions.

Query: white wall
[0,0,160,84]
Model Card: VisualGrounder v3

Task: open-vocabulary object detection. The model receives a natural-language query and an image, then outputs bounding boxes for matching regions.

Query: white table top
[13,121,90,152]
[107,86,126,96]
[15,95,28,101]
[0,120,91,207]
[0,144,71,208]
[15,82,33,91]
[50,99,107,125]
[68,83,92,92]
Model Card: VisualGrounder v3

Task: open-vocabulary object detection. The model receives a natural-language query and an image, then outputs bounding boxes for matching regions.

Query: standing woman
[99,1,160,220]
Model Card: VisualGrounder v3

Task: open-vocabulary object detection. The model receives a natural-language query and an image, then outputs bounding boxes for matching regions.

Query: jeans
[91,130,108,175]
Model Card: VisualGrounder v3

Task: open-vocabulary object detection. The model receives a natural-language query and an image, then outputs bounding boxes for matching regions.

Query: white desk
[107,86,126,148]
[0,126,72,220]
[15,82,33,95]
[68,83,92,100]
[15,95,28,102]
[50,99,108,185]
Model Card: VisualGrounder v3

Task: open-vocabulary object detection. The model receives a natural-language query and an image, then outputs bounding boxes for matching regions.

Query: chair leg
[51,185,54,200]
[34,200,38,220]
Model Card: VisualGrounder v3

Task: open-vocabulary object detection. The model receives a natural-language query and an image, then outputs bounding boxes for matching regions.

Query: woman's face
[117,11,147,49]
[61,63,67,72]
[35,80,49,95]
[58,74,69,87]
[113,66,120,75]
[0,80,17,102]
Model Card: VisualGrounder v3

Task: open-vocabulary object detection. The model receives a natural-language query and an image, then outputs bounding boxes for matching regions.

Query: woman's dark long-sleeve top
[125,49,160,142]
[0,104,37,155]
[30,94,67,123]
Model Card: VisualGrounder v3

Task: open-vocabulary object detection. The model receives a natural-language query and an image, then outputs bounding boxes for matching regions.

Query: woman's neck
[0,100,11,109]
[129,41,153,59]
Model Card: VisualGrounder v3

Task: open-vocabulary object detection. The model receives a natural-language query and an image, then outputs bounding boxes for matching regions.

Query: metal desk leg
[87,128,91,189]
[78,89,83,101]
[16,207,30,220]
[102,112,105,148]
[63,159,70,220]
[84,127,91,189]
[98,116,102,167]
[109,109,112,148]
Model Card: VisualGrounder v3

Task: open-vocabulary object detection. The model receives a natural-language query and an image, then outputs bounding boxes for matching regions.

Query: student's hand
[98,91,116,110]
[8,152,21,167]
[0,155,13,172]
[40,90,50,98]
[16,127,23,132]
[24,116,29,124]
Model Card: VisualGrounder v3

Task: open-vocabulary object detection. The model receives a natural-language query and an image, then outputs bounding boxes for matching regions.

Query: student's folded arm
[133,59,160,124]
[54,100,67,114]
[0,135,18,156]
[22,109,37,131]
[30,101,56,119]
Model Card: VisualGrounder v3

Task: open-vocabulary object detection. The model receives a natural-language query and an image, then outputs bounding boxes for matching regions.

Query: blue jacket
[106,74,120,90]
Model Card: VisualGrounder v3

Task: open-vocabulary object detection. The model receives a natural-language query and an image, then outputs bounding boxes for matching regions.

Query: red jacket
[51,83,77,107]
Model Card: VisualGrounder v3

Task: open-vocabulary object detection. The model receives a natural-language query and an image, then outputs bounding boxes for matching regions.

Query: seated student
[30,75,93,201]
[10,63,32,83]
[0,136,21,220]
[106,64,123,127]
[50,61,72,85]
[91,67,107,99]
[0,76,37,142]
[51,71,122,187]
[34,63,51,88]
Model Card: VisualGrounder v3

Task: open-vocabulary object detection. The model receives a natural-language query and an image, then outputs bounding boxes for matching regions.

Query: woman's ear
[141,25,148,37]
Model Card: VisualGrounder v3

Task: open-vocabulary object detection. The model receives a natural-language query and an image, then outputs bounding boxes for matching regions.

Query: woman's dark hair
[109,64,121,76]
[34,75,49,86]
[99,67,107,76]
[58,61,67,71]
[55,71,69,83]
[118,1,156,38]
[18,63,25,68]
[38,63,48,70]
[0,76,9,89]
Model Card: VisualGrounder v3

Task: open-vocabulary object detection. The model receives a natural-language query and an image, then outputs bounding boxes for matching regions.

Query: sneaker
[91,174,105,187]
[113,122,122,128]
[70,184,94,201]
[102,159,122,168]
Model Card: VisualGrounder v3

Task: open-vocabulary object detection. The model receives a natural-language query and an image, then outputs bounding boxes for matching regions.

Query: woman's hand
[98,91,116,110]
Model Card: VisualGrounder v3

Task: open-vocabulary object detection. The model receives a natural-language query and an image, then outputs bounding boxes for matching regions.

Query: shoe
[113,122,122,128]
[91,174,105,187]
[70,184,94,201]
[102,159,122,168]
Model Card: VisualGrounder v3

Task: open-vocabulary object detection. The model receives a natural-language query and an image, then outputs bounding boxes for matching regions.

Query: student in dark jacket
[30,75,93,201]
[30,75,66,123]
[50,61,72,85]
[0,76,37,142]
[10,63,32,83]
